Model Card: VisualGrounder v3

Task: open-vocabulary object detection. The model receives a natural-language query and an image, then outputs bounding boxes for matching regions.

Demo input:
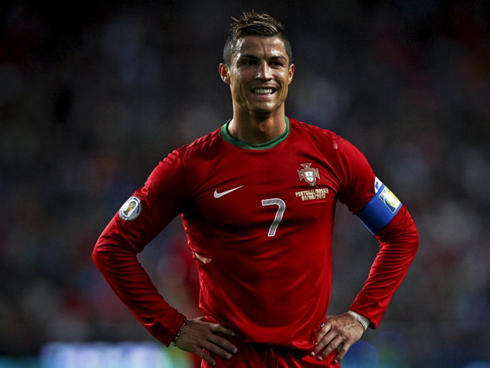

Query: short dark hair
[223,11,293,66]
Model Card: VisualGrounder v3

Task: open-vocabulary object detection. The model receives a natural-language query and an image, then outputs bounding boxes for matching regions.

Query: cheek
[231,83,249,104]
[280,78,290,95]
[231,75,249,94]
[278,72,291,87]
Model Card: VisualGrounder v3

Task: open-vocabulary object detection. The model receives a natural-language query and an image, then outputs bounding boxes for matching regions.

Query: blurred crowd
[1,1,489,366]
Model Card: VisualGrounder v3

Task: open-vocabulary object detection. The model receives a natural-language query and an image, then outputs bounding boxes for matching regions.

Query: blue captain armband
[356,177,402,234]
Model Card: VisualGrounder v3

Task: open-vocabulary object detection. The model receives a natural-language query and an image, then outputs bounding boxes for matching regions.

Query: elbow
[402,214,420,259]
[92,236,137,270]
[401,210,419,257]
[92,236,113,269]
[92,240,103,268]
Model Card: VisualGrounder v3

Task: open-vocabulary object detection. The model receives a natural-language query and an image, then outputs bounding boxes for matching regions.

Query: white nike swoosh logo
[213,185,244,198]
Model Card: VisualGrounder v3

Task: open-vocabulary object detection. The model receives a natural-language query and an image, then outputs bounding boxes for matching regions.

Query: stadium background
[1,0,489,367]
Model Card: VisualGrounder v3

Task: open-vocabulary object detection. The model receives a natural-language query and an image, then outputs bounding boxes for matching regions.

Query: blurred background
[1,0,489,367]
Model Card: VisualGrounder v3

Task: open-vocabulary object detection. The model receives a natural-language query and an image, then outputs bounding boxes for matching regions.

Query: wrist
[347,310,369,331]
[172,319,187,346]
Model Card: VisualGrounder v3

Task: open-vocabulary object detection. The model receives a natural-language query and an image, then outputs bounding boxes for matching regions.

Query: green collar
[220,117,290,150]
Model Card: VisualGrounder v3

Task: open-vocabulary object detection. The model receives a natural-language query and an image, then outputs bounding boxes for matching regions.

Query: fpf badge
[297,163,320,186]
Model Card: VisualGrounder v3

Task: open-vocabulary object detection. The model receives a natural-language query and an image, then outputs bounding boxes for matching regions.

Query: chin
[250,107,280,118]
[250,102,281,113]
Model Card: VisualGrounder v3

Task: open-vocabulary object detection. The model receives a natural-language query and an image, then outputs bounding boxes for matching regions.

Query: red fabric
[350,206,419,327]
[93,117,418,351]
[199,316,340,367]
[92,244,186,346]
[200,342,340,368]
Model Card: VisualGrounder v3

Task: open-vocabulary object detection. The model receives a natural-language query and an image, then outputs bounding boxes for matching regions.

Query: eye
[238,57,257,67]
[271,60,285,67]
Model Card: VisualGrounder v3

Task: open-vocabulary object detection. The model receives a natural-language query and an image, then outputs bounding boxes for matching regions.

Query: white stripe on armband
[347,310,370,331]
[356,178,402,234]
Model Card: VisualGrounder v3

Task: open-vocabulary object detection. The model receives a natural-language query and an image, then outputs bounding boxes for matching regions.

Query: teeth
[253,88,274,95]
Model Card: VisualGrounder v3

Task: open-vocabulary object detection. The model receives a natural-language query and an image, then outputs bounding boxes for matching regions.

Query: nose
[256,61,272,81]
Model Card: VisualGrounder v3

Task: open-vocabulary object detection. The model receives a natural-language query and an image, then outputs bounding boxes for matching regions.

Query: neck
[228,107,287,145]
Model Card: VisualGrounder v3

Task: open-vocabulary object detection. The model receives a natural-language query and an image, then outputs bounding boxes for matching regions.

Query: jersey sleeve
[92,148,189,346]
[334,136,419,328]
[349,206,419,328]
[334,136,376,213]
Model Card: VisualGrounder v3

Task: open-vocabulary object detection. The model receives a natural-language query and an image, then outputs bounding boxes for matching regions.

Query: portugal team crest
[297,163,320,186]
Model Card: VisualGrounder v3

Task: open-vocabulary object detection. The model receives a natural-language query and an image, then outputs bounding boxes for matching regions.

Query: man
[93,11,419,367]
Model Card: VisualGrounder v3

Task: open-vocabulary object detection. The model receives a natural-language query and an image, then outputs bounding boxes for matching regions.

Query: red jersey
[93,117,418,351]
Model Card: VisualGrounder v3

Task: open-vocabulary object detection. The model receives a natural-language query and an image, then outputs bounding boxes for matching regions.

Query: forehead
[233,36,288,61]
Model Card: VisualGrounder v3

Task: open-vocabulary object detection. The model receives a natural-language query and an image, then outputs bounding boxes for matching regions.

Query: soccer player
[93,11,419,367]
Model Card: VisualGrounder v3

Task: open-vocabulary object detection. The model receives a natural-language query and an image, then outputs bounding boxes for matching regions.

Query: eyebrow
[239,54,287,61]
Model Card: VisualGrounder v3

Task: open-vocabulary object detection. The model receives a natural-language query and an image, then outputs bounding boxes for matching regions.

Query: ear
[219,63,231,85]
[288,63,295,85]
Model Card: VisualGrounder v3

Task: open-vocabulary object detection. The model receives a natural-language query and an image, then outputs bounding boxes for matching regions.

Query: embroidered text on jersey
[295,188,329,201]
[297,163,320,187]
[213,185,244,198]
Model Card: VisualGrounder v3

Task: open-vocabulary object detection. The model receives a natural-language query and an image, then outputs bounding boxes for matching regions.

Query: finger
[202,340,233,360]
[210,323,236,337]
[318,336,343,361]
[333,342,352,364]
[208,334,238,354]
[316,323,332,343]
[312,330,336,356]
[194,348,216,367]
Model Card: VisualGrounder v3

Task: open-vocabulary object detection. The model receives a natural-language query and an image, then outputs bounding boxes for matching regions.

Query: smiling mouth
[251,88,277,95]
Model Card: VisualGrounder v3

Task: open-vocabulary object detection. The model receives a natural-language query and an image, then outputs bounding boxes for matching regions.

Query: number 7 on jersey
[261,198,286,237]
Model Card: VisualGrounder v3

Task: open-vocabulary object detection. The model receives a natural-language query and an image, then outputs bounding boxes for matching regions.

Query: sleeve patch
[119,196,142,221]
[379,186,401,213]
[356,178,401,234]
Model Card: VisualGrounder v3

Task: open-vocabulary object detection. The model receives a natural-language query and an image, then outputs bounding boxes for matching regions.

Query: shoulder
[289,117,369,170]
[169,128,223,163]
[149,128,222,184]
[185,128,222,153]
[289,117,347,153]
